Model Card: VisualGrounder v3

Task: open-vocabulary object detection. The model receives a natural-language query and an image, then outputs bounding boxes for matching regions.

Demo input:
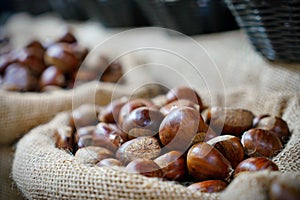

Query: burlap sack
[12,86,300,200]
[0,52,165,145]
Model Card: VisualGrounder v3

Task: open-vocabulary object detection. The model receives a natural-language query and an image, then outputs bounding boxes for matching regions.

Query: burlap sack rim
[12,86,300,199]
[0,80,163,145]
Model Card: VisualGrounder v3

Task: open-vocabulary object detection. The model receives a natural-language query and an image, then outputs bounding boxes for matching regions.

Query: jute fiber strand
[12,86,300,200]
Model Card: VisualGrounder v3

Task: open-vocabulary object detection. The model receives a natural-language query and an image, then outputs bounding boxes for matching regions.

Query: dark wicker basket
[49,0,89,21]
[135,0,238,35]
[81,0,150,27]
[225,0,300,63]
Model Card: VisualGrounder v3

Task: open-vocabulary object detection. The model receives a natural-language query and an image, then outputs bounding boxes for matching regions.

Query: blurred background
[0,0,238,34]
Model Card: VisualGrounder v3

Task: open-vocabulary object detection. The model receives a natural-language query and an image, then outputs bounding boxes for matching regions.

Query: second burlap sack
[0,54,164,145]
[12,86,300,200]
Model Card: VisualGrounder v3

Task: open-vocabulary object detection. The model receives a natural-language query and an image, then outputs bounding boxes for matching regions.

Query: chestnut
[75,70,98,83]
[25,40,45,53]
[92,132,118,152]
[39,66,66,89]
[187,142,233,181]
[125,158,163,178]
[269,175,300,200]
[205,107,254,137]
[118,98,155,127]
[234,157,279,177]
[207,135,245,168]
[154,150,187,180]
[56,31,77,44]
[187,180,227,193]
[72,104,100,128]
[166,87,206,111]
[17,46,45,76]
[160,99,199,116]
[94,122,127,146]
[77,135,93,148]
[94,122,117,136]
[98,97,128,123]
[116,137,161,165]
[54,126,75,152]
[241,128,283,158]
[74,146,113,165]
[96,158,123,167]
[85,55,109,73]
[122,107,164,138]
[254,115,290,143]
[44,43,80,73]
[159,107,209,151]
[100,61,123,83]
[3,63,38,91]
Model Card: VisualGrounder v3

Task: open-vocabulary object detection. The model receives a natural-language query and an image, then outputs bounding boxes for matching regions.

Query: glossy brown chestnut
[254,115,290,143]
[77,135,93,148]
[92,133,118,152]
[44,43,80,73]
[98,97,128,123]
[241,128,283,158]
[118,98,155,127]
[94,122,128,146]
[25,40,45,52]
[125,158,163,178]
[75,69,98,83]
[205,107,254,137]
[187,142,233,181]
[96,158,123,167]
[85,55,109,72]
[75,146,113,165]
[154,150,187,180]
[207,135,245,168]
[159,107,208,151]
[234,157,279,177]
[54,126,75,152]
[166,87,206,111]
[100,61,123,83]
[187,180,227,193]
[3,63,38,91]
[17,47,45,76]
[39,66,66,89]
[57,31,77,43]
[160,99,199,116]
[116,137,161,165]
[72,104,100,128]
[122,107,164,138]
[94,122,117,136]
[269,175,300,200]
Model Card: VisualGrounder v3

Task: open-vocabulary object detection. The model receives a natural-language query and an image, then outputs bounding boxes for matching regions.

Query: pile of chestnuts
[54,86,291,194]
[0,31,123,92]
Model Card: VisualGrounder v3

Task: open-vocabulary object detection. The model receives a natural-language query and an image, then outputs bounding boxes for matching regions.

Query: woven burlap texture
[12,86,300,200]
[0,80,162,145]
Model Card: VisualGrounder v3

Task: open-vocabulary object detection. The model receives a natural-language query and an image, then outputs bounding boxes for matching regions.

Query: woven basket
[135,0,238,35]
[225,0,300,63]
[81,0,150,27]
